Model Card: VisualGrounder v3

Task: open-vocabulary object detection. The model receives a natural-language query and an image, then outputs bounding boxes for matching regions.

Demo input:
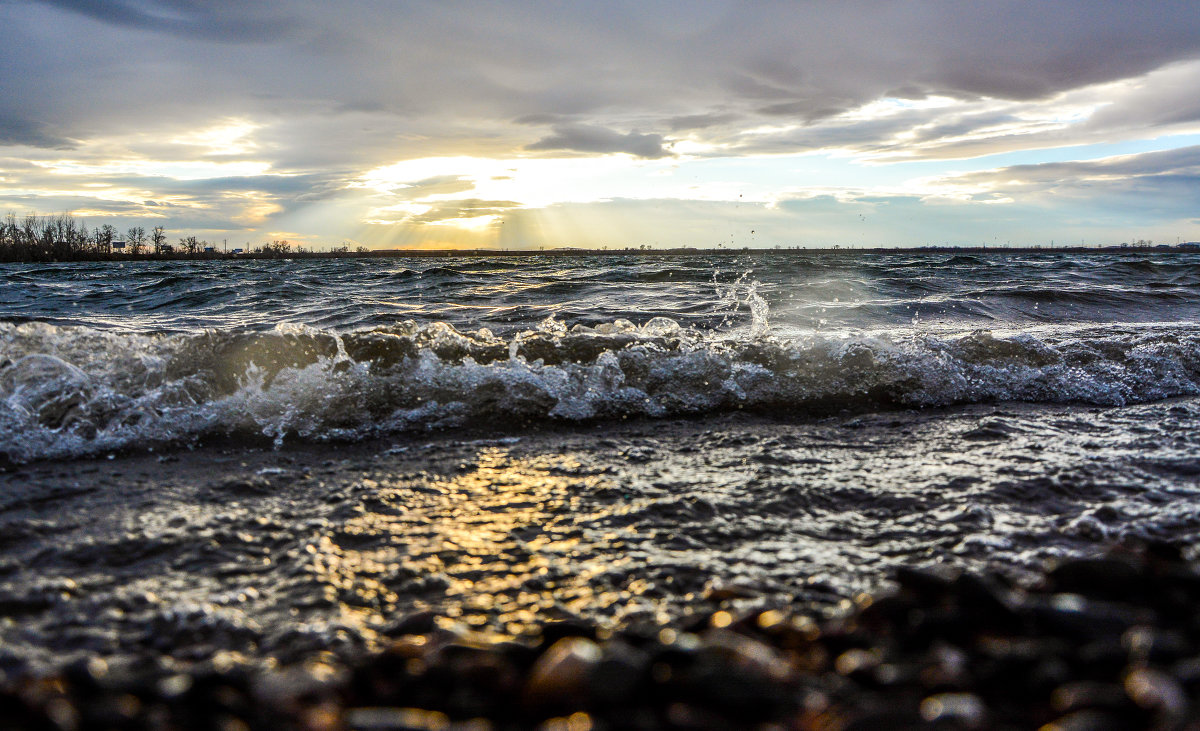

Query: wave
[3,317,1200,461]
[942,254,990,266]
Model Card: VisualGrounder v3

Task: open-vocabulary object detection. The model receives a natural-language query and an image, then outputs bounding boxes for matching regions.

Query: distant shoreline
[3,243,1199,263]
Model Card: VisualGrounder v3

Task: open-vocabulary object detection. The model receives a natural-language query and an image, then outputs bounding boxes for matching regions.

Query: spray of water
[713,269,768,335]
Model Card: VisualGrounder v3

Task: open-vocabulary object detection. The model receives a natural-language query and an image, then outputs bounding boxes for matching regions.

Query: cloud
[8,1,1199,154]
[526,125,671,159]
[910,146,1200,229]
[514,113,568,126]
[3,1,1200,243]
[0,114,74,149]
[29,0,297,42]
[410,199,522,224]
[710,60,1200,162]
[666,112,741,132]
[388,175,476,199]
[934,145,1200,193]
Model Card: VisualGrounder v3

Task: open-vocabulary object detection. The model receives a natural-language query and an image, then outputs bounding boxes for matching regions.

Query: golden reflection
[299,448,648,640]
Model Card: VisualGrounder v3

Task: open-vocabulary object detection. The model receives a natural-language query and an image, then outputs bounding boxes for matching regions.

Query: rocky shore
[3,542,1198,730]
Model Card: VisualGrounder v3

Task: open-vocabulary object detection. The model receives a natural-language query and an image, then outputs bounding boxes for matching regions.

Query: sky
[2,1,1200,250]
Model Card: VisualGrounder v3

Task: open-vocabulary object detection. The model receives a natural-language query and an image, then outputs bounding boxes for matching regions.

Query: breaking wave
[4,314,1200,462]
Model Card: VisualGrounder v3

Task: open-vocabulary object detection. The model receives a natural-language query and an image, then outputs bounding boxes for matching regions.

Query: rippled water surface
[3,252,1200,461]
[3,250,1200,670]
[4,251,1200,333]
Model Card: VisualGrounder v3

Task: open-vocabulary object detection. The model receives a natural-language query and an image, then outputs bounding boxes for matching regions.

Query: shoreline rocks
[4,542,1200,729]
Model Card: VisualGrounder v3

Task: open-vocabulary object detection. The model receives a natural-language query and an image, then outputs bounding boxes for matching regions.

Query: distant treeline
[0,212,369,262]
[4,212,1197,262]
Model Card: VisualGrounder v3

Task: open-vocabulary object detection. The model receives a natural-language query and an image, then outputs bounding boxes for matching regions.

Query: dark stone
[1051,681,1133,715]
[1045,557,1145,600]
[538,619,598,646]
[383,611,438,637]
[1076,637,1129,679]
[1027,595,1150,641]
[591,641,649,706]
[1,544,1198,729]
[522,637,601,712]
[344,706,450,730]
[894,564,958,599]
[1045,709,1138,731]
[840,710,926,730]
[1122,626,1191,665]
[951,573,1023,631]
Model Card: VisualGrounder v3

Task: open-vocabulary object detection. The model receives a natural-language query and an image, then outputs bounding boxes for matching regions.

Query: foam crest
[2,319,1200,461]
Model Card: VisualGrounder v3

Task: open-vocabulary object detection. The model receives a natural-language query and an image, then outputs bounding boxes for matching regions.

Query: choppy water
[3,252,1200,461]
[4,251,1200,670]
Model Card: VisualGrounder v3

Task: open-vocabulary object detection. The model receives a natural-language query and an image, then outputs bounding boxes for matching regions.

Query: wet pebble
[1,542,1200,729]
[522,637,601,712]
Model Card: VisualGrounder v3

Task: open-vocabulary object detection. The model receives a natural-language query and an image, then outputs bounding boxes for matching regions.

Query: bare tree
[22,215,39,258]
[127,226,146,255]
[93,224,117,254]
[0,214,15,260]
[179,235,201,255]
[262,239,291,256]
[152,226,167,255]
[69,217,89,255]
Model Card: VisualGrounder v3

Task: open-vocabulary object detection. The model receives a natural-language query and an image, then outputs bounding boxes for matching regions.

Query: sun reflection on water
[300,447,650,640]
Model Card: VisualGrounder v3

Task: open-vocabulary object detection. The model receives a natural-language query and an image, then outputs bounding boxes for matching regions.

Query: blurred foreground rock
[4,542,1200,729]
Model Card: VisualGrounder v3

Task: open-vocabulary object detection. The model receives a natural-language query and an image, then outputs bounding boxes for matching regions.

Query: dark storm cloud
[757,101,851,122]
[526,125,670,159]
[0,114,74,149]
[29,0,296,42]
[514,114,569,126]
[2,163,342,202]
[666,112,741,132]
[5,0,1200,156]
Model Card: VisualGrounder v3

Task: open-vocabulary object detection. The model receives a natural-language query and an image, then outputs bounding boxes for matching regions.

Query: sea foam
[3,315,1200,462]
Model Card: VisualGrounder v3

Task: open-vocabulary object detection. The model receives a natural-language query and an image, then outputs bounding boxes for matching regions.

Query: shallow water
[2,400,1199,671]
[2,251,1200,670]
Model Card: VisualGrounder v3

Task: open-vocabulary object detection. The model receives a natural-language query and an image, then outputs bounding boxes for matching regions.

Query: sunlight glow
[170,119,261,156]
[844,95,959,120]
[359,155,651,208]
[429,214,500,231]
[38,158,272,181]
[3,58,1199,248]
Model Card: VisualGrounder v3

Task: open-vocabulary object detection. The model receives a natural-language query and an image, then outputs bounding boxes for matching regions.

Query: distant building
[112,240,126,250]
[203,246,217,253]
[232,248,244,255]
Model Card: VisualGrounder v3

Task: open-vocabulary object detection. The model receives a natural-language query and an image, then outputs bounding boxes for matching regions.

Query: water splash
[746,280,769,337]
[713,269,768,334]
[3,318,1200,462]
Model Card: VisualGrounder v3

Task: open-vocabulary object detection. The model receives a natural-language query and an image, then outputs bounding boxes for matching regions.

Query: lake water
[4,251,1200,461]
[2,251,1200,669]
